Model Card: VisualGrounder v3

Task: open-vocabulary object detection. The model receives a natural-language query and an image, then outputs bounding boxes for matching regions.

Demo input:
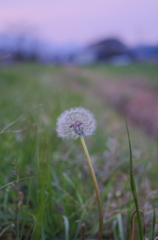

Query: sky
[0,0,158,46]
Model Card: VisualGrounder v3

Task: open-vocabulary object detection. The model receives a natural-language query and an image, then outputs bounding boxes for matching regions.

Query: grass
[88,62,158,83]
[0,62,158,239]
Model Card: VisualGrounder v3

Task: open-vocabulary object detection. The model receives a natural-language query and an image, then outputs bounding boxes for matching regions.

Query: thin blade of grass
[63,173,76,188]
[117,214,125,240]
[125,118,143,240]
[0,225,11,237]
[0,114,25,134]
[112,219,118,240]
[63,215,69,240]
[0,177,34,190]
[152,205,156,240]
[87,209,127,235]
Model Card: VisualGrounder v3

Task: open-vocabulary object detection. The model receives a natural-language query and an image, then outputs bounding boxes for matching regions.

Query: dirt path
[66,66,158,138]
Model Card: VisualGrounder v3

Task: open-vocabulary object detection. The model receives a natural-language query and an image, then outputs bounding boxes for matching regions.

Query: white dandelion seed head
[56,107,97,140]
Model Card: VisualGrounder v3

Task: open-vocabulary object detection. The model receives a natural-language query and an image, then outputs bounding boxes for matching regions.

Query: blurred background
[0,0,158,65]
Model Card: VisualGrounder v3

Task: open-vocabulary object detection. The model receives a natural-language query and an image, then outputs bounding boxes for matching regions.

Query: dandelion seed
[56,107,96,139]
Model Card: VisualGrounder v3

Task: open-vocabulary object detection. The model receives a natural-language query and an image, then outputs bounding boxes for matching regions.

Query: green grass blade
[0,114,25,134]
[152,205,156,240]
[125,118,143,240]
[0,177,34,190]
[117,214,125,240]
[63,215,69,240]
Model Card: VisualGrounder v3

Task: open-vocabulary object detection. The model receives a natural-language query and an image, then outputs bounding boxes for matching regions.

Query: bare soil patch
[66,67,158,138]
[97,77,158,138]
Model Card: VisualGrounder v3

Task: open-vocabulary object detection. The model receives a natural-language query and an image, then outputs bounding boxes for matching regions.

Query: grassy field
[0,63,158,240]
[88,62,158,83]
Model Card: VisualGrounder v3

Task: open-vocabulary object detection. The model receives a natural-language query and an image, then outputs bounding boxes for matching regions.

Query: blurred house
[72,38,134,65]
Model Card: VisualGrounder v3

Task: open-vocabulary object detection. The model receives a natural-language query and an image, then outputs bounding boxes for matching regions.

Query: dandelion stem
[80,137,103,240]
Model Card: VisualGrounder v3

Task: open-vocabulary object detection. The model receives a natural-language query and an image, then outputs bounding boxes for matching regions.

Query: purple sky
[0,0,158,46]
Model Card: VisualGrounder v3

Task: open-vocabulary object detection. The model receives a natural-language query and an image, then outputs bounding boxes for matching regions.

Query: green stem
[80,137,103,240]
[125,119,143,240]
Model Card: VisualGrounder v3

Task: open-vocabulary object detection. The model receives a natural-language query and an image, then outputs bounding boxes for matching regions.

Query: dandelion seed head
[56,107,97,139]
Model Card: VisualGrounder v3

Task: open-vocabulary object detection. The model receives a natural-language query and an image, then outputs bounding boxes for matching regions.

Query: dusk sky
[0,0,158,46]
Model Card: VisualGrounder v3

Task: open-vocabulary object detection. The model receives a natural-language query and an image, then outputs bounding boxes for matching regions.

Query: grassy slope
[85,62,158,186]
[0,63,158,239]
[88,62,158,83]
